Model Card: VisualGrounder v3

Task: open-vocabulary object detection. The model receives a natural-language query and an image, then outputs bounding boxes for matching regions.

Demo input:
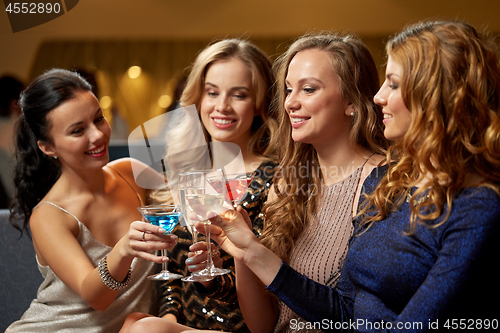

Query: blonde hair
[360,20,500,233]
[152,39,277,204]
[180,38,277,158]
[260,32,388,261]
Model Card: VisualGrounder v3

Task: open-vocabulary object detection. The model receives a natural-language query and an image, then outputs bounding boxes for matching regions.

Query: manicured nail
[158,228,166,234]
[188,265,196,270]
[185,257,193,264]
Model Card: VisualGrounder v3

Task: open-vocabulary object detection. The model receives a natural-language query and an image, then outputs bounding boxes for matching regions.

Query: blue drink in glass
[137,204,184,280]
[143,212,180,234]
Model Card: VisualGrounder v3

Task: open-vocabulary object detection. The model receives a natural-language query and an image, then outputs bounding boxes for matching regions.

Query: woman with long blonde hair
[123,38,279,333]
[255,32,387,331]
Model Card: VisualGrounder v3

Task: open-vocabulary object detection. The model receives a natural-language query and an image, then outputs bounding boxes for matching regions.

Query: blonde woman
[123,38,278,332]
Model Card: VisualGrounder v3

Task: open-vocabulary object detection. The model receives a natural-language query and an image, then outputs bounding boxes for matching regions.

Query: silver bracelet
[98,255,132,290]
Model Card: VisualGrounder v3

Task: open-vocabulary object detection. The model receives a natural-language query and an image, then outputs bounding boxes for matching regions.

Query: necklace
[406,192,429,206]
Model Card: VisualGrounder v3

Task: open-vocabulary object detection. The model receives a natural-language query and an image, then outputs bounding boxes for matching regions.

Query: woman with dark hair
[6,69,174,332]
[204,20,500,332]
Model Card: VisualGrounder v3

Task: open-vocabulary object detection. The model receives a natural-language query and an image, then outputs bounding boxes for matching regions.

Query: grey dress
[5,202,156,333]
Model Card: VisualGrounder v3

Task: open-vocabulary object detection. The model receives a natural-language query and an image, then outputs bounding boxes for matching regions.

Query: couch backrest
[0,209,43,331]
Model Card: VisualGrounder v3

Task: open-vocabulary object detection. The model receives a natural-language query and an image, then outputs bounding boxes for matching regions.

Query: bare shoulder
[107,157,167,194]
[107,157,158,181]
[107,157,134,176]
[30,201,80,239]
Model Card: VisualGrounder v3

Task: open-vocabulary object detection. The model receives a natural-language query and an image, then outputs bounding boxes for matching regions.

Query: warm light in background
[127,66,142,79]
[158,95,172,108]
[100,96,112,109]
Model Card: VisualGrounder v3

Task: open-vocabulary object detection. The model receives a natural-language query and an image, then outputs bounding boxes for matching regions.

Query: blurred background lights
[127,66,141,79]
[158,94,172,108]
[100,96,112,109]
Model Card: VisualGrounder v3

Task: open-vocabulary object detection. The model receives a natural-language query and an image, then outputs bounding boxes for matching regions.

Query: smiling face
[199,57,256,148]
[38,90,111,169]
[374,55,412,141]
[284,49,353,147]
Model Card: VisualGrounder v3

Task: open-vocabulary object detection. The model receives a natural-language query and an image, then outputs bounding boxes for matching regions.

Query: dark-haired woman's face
[38,91,111,169]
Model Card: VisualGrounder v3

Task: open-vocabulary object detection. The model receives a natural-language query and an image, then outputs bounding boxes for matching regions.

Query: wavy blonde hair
[359,20,500,234]
[179,38,277,158]
[260,32,388,261]
[152,39,278,203]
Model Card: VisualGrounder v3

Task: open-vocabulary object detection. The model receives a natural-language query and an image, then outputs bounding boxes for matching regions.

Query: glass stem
[204,221,214,272]
[192,229,198,244]
[161,249,168,272]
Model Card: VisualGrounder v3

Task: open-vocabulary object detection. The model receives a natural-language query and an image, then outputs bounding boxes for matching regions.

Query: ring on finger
[210,249,219,257]
[142,231,146,241]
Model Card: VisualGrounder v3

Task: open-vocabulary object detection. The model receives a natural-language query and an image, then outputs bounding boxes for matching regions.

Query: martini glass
[137,204,184,280]
[179,172,214,282]
[209,172,254,208]
[185,169,231,277]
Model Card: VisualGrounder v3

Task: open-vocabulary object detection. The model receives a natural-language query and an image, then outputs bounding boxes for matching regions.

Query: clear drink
[186,193,225,222]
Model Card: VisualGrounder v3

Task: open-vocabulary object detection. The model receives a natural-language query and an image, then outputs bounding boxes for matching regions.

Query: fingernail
[206,211,217,219]
[158,228,166,234]
[186,257,193,264]
[162,257,169,262]
[188,265,196,270]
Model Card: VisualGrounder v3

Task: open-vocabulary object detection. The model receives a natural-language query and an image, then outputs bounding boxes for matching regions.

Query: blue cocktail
[142,212,181,234]
[138,204,184,280]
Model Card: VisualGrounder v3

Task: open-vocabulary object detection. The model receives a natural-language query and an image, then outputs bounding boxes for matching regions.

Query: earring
[53,156,58,159]
[350,112,354,116]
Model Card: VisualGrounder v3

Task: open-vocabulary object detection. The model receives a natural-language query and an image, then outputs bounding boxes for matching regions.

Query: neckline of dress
[324,163,364,188]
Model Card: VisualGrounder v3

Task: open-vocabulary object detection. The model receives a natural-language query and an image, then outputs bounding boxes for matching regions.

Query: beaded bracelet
[98,255,132,290]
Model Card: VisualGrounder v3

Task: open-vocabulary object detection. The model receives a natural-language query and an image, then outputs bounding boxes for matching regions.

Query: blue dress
[267,166,500,332]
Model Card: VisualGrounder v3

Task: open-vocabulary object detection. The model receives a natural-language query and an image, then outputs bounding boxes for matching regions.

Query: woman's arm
[201,209,281,331]
[267,261,354,331]
[205,208,356,332]
[31,206,175,311]
[388,193,500,330]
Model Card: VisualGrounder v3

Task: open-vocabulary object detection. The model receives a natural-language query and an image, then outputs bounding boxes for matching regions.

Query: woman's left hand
[185,241,223,272]
[126,221,178,264]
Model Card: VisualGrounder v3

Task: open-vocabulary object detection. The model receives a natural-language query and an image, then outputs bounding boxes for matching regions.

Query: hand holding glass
[185,169,231,277]
[137,204,184,281]
[179,172,214,282]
